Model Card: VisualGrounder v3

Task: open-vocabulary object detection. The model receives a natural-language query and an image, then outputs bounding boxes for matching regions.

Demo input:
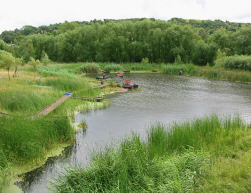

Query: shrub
[80,63,100,73]
[141,57,149,64]
[40,51,50,65]
[223,55,251,71]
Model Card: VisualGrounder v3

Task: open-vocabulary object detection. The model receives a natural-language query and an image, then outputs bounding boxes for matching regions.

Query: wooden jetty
[72,96,104,102]
[35,94,72,117]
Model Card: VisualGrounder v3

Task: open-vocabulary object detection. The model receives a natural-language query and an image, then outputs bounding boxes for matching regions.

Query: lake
[20,74,251,193]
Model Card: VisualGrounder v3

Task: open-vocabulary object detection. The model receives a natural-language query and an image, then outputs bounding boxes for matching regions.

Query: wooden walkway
[35,94,72,117]
[0,83,111,118]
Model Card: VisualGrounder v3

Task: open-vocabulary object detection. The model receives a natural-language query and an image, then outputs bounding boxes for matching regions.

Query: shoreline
[3,82,128,193]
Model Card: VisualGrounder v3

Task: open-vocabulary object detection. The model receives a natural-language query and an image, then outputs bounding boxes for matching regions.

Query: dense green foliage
[2,19,251,65]
[51,116,251,193]
[223,55,251,71]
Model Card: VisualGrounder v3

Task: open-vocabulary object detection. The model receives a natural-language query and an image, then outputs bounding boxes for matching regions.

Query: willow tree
[0,50,16,80]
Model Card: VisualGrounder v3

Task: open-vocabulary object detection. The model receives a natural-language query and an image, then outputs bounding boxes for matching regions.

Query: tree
[28,57,40,78]
[0,50,16,80]
[192,41,217,66]
[13,57,23,78]
[40,50,50,65]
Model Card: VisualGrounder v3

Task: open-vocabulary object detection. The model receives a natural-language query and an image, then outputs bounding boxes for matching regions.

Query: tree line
[1,18,251,66]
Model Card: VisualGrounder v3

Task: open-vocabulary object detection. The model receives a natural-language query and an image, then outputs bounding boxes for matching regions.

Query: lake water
[20,74,251,193]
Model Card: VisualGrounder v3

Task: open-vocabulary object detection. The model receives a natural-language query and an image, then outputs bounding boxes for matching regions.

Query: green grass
[0,116,75,191]
[34,63,83,78]
[0,89,58,114]
[123,63,158,71]
[51,115,251,193]
[0,63,111,191]
[0,116,74,164]
[102,64,123,72]
[42,77,90,92]
[51,138,209,193]
[161,64,196,75]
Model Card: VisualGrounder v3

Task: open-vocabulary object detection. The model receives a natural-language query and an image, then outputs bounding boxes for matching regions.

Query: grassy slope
[0,63,114,192]
[52,116,251,193]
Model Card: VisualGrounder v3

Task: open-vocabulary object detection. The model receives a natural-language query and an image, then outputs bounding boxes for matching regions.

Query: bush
[141,57,149,64]
[103,64,123,72]
[80,63,100,73]
[223,55,251,71]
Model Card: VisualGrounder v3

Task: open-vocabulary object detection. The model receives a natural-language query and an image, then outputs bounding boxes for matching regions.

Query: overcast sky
[1,0,251,33]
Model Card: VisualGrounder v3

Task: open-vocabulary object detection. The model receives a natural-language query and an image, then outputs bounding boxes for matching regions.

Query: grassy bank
[0,63,117,192]
[51,115,251,193]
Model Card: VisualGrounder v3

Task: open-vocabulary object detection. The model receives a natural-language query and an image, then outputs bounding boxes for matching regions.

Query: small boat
[122,85,133,89]
[95,97,103,102]
[117,73,124,78]
[152,69,158,72]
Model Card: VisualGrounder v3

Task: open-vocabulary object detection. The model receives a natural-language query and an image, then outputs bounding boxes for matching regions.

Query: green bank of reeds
[223,55,251,71]
[0,89,58,114]
[0,116,74,190]
[34,63,83,78]
[123,63,158,71]
[80,63,100,73]
[161,64,251,83]
[43,77,90,92]
[103,64,123,72]
[51,115,251,193]
[161,64,196,75]
[0,116,74,164]
[52,140,209,193]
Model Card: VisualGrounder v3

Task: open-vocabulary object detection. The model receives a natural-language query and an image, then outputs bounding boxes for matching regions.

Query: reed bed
[51,115,251,193]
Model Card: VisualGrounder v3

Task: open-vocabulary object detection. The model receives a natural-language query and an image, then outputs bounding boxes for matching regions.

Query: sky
[1,0,251,33]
